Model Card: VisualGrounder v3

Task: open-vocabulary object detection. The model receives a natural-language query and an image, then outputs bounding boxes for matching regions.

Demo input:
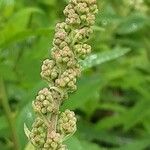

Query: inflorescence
[25,0,98,149]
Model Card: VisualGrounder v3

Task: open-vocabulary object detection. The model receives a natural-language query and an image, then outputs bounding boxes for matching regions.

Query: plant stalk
[0,78,19,150]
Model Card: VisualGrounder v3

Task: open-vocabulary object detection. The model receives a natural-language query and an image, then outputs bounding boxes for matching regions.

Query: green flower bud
[33,88,56,114]
[41,59,59,82]
[43,131,63,149]
[74,43,91,59]
[29,118,47,148]
[58,109,77,135]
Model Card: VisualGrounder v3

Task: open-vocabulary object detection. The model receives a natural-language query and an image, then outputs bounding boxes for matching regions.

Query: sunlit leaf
[82,47,131,70]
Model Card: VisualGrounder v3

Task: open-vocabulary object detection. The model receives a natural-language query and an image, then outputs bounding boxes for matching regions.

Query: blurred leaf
[62,74,101,110]
[25,143,34,150]
[81,47,131,70]
[0,7,44,47]
[24,124,31,140]
[0,116,8,131]
[16,103,35,150]
[117,14,148,34]
[111,138,150,150]
[0,28,54,49]
[65,136,83,150]
[40,0,56,6]
[123,99,150,131]
[81,141,101,150]
[0,63,17,81]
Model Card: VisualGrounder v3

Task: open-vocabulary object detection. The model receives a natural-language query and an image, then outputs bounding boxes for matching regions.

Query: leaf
[78,120,131,146]
[0,116,8,132]
[0,7,44,47]
[0,63,17,81]
[0,28,54,49]
[24,124,31,140]
[117,13,148,34]
[111,138,150,150]
[62,74,102,110]
[65,136,83,150]
[81,47,131,70]
[16,102,35,150]
[123,99,150,131]
[25,143,34,150]
[81,141,101,150]
[40,0,56,6]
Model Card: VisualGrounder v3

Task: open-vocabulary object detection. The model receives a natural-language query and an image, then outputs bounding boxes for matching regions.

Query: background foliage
[0,0,150,150]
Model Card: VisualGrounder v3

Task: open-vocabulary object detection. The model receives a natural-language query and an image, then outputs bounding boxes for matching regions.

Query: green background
[0,0,150,150]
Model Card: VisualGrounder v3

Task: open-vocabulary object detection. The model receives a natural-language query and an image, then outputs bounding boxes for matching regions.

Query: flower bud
[58,109,77,135]
[43,131,63,149]
[55,68,80,92]
[41,59,59,82]
[74,43,91,59]
[33,88,56,114]
[29,118,47,148]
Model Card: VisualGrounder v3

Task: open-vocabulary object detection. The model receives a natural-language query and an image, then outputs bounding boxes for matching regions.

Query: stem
[49,100,61,133]
[0,78,19,150]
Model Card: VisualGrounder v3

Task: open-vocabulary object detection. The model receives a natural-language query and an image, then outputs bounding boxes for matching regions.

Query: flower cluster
[43,131,63,150]
[32,88,56,115]
[58,110,77,135]
[41,59,59,82]
[29,118,47,148]
[25,0,98,149]
[55,68,80,92]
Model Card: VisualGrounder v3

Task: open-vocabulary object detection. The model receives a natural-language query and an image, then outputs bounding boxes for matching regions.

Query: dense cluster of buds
[32,88,56,114]
[43,131,63,150]
[29,118,47,148]
[58,110,77,135]
[25,0,98,149]
[41,59,59,82]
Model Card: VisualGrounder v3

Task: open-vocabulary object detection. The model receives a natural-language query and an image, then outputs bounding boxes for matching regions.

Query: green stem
[0,78,19,150]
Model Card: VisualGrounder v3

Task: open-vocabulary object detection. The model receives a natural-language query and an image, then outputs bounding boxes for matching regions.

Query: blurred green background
[0,0,150,150]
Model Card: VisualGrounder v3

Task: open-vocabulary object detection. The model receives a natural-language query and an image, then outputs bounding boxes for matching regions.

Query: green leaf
[25,143,34,150]
[62,74,101,110]
[81,141,101,150]
[65,136,83,150]
[111,138,150,150]
[123,99,150,131]
[81,47,131,70]
[24,124,31,140]
[0,116,8,131]
[117,14,148,34]
[16,102,35,150]
[0,28,54,49]
[0,7,44,47]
